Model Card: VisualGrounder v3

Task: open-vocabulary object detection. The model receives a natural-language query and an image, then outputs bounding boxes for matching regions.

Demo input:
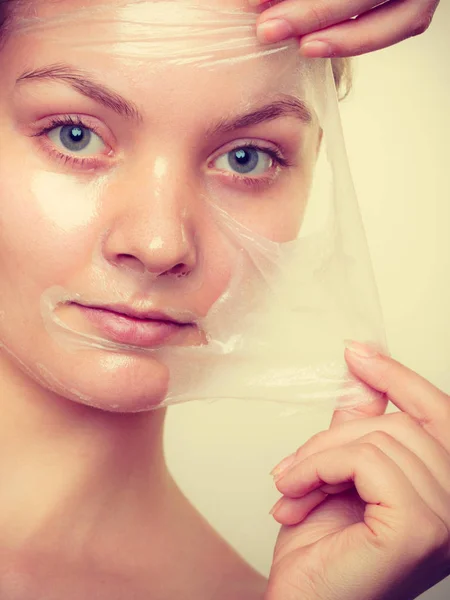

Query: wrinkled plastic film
[14,2,293,66]
[0,1,387,413]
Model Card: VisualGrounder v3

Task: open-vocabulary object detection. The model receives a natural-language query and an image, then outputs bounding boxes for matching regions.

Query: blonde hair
[332,57,353,100]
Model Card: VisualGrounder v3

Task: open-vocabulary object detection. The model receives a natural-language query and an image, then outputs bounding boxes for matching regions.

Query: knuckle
[357,442,384,463]
[410,19,429,37]
[433,396,450,427]
[409,9,433,37]
[390,411,417,430]
[442,394,450,417]
[366,360,391,394]
[433,520,450,552]
[363,430,395,447]
[309,430,328,446]
[307,3,335,31]
[344,43,366,57]
[299,430,328,455]
[415,513,450,554]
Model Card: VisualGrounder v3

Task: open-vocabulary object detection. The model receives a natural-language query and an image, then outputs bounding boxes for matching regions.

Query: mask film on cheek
[0,1,386,414]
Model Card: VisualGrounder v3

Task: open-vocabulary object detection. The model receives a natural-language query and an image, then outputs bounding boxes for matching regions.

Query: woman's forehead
[12,0,295,63]
[8,0,305,106]
[18,0,257,21]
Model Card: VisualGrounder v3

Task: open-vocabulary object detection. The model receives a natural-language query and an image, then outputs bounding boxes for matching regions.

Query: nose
[102,160,199,278]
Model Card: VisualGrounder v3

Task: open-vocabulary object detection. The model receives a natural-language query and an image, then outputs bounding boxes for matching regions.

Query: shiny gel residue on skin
[0,0,386,415]
[30,172,105,235]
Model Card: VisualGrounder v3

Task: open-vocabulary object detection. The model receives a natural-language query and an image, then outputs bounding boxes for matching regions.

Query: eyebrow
[207,95,313,137]
[16,64,143,122]
[16,63,312,133]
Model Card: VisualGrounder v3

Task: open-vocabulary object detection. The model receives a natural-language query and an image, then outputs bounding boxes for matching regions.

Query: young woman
[0,1,447,599]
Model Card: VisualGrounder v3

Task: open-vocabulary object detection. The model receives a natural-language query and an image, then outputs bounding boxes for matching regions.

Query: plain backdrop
[164,3,450,599]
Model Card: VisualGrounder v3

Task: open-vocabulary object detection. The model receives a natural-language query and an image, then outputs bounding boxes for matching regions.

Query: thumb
[330,341,388,428]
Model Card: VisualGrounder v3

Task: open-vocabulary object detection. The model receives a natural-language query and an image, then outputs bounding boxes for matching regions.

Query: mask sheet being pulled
[0,0,387,413]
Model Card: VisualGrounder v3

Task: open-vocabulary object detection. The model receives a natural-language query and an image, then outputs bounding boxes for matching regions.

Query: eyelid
[206,140,292,195]
[28,114,117,173]
[207,138,286,166]
[213,147,274,176]
[31,113,116,153]
[48,125,107,158]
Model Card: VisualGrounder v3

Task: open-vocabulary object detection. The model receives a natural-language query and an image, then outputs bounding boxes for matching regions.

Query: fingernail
[300,40,334,58]
[257,19,294,44]
[344,340,379,359]
[270,452,296,479]
[269,497,284,515]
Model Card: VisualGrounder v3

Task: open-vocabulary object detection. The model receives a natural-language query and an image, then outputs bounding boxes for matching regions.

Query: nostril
[117,254,139,264]
[115,254,146,273]
[169,263,190,278]
[118,254,135,261]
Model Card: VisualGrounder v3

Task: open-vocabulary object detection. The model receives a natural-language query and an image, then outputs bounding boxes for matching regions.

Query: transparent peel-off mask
[0,0,386,413]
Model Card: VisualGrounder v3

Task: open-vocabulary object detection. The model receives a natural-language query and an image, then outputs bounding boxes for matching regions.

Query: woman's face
[0,0,320,411]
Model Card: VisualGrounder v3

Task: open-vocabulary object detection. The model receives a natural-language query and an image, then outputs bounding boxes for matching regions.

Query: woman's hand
[252,0,440,57]
[266,342,450,600]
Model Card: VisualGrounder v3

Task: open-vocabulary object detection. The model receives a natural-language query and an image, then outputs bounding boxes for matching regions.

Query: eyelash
[220,143,292,191]
[33,115,110,170]
[33,117,294,188]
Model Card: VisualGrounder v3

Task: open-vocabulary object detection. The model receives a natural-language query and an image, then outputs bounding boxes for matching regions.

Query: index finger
[330,375,388,428]
[342,341,450,441]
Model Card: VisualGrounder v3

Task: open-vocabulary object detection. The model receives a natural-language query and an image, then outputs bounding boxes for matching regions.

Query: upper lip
[75,302,193,326]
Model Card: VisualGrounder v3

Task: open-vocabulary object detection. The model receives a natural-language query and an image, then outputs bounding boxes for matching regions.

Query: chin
[37,349,171,413]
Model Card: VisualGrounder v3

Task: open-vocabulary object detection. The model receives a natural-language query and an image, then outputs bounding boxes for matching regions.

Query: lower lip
[78,306,185,347]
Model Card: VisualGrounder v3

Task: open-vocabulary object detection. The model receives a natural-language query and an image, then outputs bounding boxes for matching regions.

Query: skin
[0,1,445,599]
[256,4,449,599]
[0,0,314,598]
[0,0,319,413]
[253,0,441,57]
[266,343,450,600]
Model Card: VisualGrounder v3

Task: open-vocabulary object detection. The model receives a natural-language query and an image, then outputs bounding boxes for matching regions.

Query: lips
[76,304,192,347]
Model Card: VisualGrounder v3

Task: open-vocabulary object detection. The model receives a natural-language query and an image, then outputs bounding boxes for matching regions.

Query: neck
[0,352,171,564]
[0,352,267,600]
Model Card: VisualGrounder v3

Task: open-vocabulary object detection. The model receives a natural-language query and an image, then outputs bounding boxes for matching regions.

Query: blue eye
[229,148,259,174]
[60,125,91,151]
[214,146,273,176]
[48,124,106,156]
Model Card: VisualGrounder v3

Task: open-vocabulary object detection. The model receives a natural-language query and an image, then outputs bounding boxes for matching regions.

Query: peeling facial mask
[0,0,386,414]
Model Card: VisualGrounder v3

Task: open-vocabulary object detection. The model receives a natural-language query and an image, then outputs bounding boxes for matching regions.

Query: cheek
[207,179,311,243]
[192,232,237,316]
[205,148,317,244]
[0,167,101,287]
[256,186,309,241]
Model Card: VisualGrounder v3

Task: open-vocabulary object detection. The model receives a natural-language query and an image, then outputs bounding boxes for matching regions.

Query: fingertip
[299,40,335,58]
[271,452,296,479]
[271,491,329,525]
[256,18,294,44]
[344,340,380,361]
[330,343,390,425]
[269,496,284,516]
